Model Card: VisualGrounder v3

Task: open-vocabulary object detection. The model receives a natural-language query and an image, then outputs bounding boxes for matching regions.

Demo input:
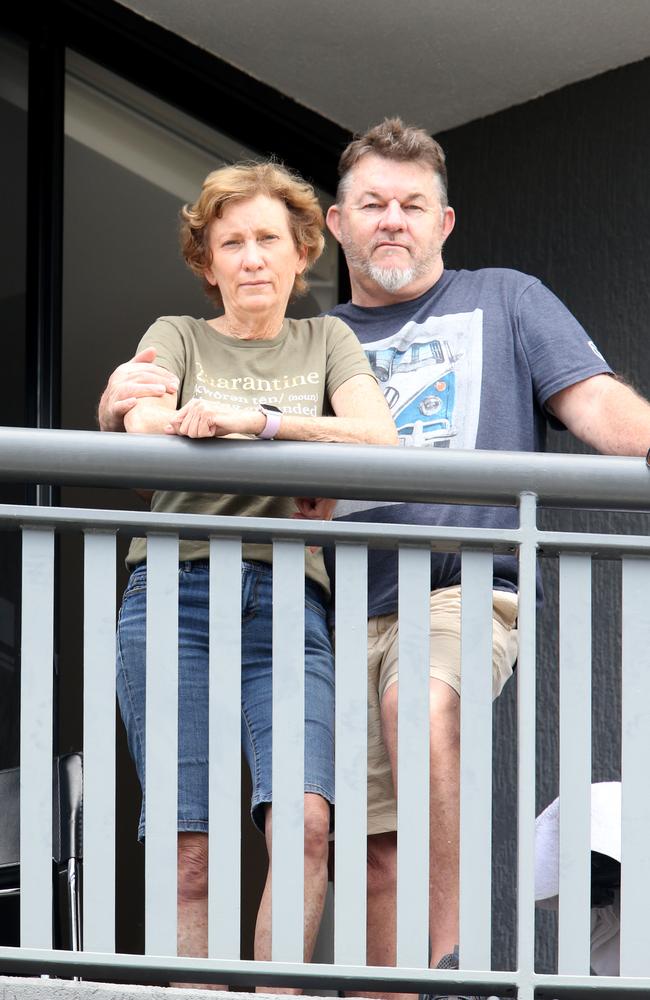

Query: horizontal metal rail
[1,425,650,509]
[0,945,646,998]
[3,501,650,557]
[5,428,650,997]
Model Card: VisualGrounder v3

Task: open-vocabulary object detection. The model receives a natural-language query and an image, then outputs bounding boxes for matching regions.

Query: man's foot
[420,945,500,1000]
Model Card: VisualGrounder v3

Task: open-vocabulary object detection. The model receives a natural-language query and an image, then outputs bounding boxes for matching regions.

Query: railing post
[516,492,538,1000]
[83,530,117,953]
[396,545,431,969]
[271,539,305,962]
[557,553,592,974]
[145,533,179,957]
[620,556,650,976]
[20,527,55,949]
[208,537,242,960]
[459,548,495,969]
[334,543,368,966]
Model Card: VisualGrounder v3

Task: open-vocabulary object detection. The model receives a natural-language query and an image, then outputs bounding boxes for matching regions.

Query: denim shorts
[116,559,335,839]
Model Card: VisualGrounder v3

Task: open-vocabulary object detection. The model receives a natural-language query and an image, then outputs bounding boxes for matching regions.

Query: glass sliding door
[62,51,339,438]
[0,33,29,775]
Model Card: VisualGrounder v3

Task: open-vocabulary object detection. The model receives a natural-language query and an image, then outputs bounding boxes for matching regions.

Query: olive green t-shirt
[126,314,375,595]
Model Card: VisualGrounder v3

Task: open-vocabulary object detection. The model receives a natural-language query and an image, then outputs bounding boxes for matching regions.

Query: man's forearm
[98,348,179,432]
[124,399,177,435]
[549,374,650,456]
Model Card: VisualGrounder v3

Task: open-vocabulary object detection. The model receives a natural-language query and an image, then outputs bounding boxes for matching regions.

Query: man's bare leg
[174,831,227,990]
[349,678,461,1000]
[381,678,460,968]
[255,792,331,993]
[380,678,461,967]
[342,831,411,1000]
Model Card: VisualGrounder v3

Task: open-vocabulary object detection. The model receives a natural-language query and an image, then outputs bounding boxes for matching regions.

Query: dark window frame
[3,0,352,442]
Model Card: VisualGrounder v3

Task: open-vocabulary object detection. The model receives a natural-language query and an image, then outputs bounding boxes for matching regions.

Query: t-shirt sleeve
[324,316,377,399]
[135,317,189,386]
[515,280,613,413]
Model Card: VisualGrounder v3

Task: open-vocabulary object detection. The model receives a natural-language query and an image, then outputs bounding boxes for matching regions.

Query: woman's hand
[293,497,337,521]
[165,398,265,438]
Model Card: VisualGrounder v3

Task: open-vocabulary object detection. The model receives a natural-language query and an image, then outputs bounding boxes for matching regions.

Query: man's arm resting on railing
[124,392,179,434]
[97,347,179,432]
[547,373,650,456]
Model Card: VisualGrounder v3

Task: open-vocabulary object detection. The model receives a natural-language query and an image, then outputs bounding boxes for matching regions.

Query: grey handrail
[0,425,649,509]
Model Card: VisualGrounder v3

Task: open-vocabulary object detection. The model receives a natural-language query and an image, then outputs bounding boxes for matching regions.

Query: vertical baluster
[83,531,117,952]
[396,545,431,968]
[334,543,368,966]
[515,493,538,1000]
[620,556,650,975]
[557,553,592,974]
[145,534,179,956]
[459,549,494,968]
[208,537,242,959]
[271,540,305,961]
[20,527,55,948]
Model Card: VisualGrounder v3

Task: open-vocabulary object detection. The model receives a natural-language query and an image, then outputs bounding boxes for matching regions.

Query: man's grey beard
[341,233,441,294]
[367,264,417,293]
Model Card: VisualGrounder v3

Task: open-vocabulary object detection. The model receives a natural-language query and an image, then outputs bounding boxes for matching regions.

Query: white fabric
[535,781,621,901]
[534,782,621,975]
[590,892,620,976]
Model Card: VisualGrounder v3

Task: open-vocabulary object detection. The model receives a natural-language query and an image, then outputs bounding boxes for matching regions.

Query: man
[322,119,650,1000]
[99,119,650,1000]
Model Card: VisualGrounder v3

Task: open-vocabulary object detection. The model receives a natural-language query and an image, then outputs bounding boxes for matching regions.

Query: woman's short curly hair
[180,161,325,306]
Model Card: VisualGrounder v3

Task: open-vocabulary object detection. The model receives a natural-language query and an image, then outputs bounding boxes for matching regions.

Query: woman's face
[204,194,307,318]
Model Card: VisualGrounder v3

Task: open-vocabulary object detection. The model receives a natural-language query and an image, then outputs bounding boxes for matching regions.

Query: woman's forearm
[273,413,398,445]
[124,396,179,434]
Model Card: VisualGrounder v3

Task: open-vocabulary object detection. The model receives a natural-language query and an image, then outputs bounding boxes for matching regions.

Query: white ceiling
[117,0,650,134]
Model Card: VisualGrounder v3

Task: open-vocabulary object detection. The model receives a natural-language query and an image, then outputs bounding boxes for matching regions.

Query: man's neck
[349,262,445,308]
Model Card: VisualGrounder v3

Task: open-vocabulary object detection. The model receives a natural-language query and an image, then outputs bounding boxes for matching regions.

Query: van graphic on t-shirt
[367,339,460,447]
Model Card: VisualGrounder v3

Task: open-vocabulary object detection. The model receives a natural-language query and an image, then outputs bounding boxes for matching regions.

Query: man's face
[327,154,455,305]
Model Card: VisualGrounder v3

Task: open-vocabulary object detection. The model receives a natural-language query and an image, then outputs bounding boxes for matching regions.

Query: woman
[114,160,397,978]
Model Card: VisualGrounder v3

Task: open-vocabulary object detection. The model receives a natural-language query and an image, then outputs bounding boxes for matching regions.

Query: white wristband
[258,405,282,439]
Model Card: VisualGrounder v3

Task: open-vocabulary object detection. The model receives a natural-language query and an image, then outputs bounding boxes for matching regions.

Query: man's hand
[98,347,178,432]
[293,498,336,555]
[292,497,337,521]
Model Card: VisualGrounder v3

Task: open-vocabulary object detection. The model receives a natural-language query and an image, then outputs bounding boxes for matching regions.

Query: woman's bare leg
[255,793,331,993]
[173,831,227,991]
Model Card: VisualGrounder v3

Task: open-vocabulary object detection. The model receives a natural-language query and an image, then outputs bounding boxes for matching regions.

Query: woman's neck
[208,308,285,341]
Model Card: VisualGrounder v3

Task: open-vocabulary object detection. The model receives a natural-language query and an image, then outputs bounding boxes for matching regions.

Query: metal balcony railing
[0,426,650,998]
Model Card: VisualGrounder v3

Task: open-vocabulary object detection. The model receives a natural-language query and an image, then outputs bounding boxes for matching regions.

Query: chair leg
[67,858,81,952]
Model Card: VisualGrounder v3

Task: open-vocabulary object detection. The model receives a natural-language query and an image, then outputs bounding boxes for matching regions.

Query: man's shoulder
[449,266,540,293]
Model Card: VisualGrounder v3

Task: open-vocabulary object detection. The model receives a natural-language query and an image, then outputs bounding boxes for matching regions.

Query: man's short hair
[336,117,448,207]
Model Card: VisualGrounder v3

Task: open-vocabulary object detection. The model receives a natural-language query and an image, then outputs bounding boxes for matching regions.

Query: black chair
[0,753,83,950]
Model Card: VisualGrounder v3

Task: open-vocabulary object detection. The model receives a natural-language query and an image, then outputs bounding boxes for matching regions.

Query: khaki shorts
[366,584,519,836]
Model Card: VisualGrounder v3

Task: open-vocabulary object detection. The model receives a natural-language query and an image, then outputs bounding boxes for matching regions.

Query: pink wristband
[258,407,282,439]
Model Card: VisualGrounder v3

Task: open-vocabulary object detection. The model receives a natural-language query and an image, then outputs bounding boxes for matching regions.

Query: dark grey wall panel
[438,56,650,971]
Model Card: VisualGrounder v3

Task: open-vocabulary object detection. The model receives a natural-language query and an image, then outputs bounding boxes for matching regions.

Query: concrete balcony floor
[0,981,350,1000]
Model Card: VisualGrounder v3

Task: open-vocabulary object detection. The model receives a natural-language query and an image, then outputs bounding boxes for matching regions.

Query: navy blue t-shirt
[327,268,612,617]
